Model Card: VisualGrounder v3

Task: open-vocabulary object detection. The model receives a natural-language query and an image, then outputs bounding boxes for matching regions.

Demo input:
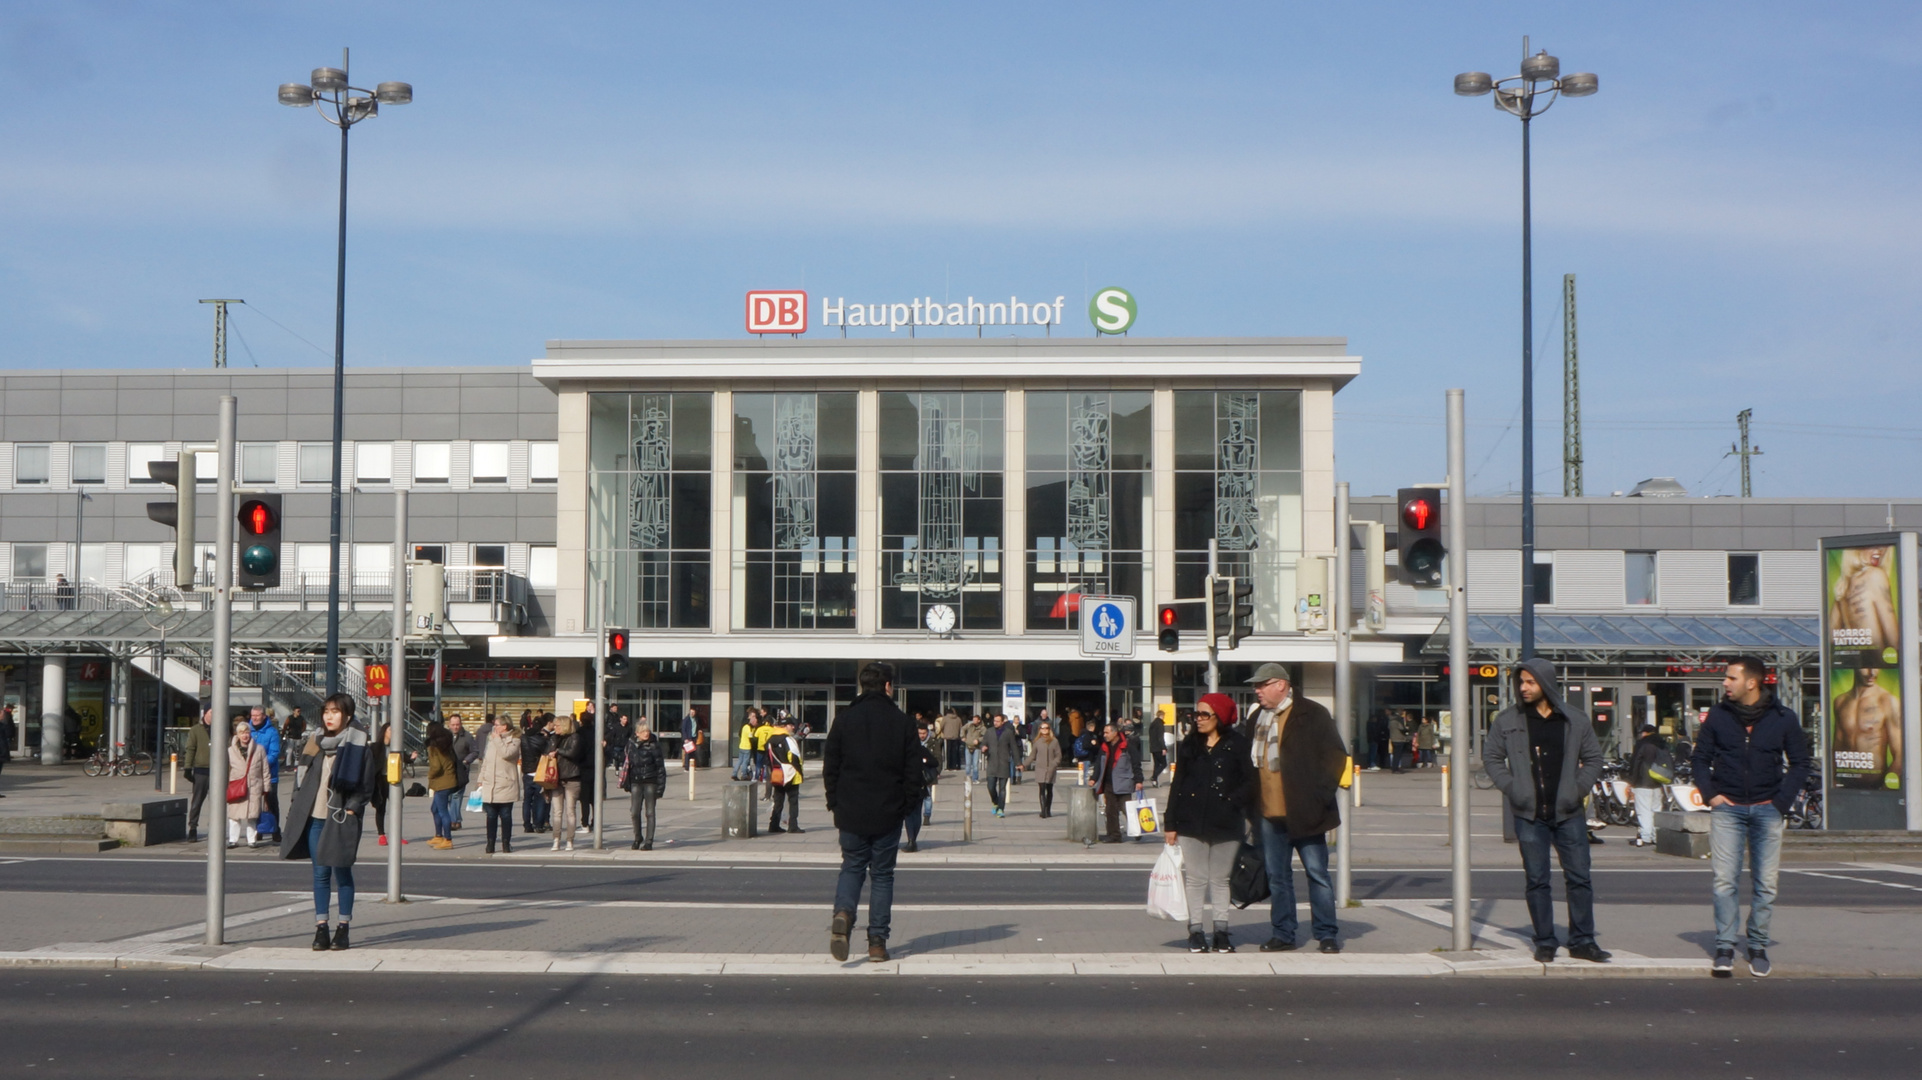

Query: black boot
[330,924,351,951]
[312,924,331,951]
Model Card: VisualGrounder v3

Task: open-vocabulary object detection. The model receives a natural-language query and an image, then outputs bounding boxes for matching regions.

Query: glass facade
[1025,390,1152,631]
[1172,390,1302,633]
[731,392,858,629]
[879,391,1005,631]
[589,392,712,629]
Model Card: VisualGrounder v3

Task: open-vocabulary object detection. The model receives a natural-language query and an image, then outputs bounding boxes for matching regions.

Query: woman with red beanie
[1163,692,1256,952]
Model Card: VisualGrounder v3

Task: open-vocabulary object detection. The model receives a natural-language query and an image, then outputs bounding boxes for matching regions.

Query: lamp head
[278,83,315,107]
[375,81,412,105]
[1520,50,1560,83]
[1560,72,1599,97]
[1453,71,1494,96]
[311,67,348,93]
[346,96,377,121]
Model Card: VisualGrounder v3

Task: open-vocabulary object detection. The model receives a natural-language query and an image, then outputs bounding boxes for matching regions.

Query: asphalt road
[5,855,1920,907]
[5,970,1917,1079]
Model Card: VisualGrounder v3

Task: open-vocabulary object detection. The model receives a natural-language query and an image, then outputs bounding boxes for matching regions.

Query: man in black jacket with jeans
[824,662,924,963]
[1484,658,1610,963]
[1691,655,1812,978]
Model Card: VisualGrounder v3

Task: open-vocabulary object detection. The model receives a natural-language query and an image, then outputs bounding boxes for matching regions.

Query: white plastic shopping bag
[1125,796,1160,837]
[1146,843,1189,922]
[464,787,484,814]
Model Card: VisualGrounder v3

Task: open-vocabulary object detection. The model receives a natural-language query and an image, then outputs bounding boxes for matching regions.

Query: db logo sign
[745,290,808,335]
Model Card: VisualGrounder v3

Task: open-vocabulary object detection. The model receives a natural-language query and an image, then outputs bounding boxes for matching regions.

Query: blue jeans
[733,748,754,780]
[834,826,903,942]
[430,789,455,839]
[904,794,934,843]
[965,748,981,782]
[1711,802,1784,952]
[1260,818,1339,943]
[522,774,550,831]
[1514,813,1594,950]
[308,818,354,922]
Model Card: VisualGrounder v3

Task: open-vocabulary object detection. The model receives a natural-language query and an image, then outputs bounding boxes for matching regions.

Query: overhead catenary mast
[199,299,245,369]
[1727,408,1763,497]
[1562,274,1581,497]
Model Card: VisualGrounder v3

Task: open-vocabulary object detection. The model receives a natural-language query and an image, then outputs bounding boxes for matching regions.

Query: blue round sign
[1091,602,1126,640]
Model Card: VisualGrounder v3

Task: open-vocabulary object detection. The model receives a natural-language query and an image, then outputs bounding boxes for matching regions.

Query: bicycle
[84,742,155,777]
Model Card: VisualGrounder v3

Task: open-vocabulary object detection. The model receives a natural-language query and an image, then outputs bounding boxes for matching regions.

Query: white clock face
[925,603,957,634]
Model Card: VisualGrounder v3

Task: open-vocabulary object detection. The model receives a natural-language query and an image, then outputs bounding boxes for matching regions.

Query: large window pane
[880,391,1003,631]
[588,392,713,629]
[731,392,857,630]
[71,444,107,485]
[1026,390,1153,631]
[1171,390,1302,633]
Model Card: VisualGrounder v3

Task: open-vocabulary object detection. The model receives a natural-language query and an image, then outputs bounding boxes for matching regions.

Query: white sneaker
[565,841,575,852]
[551,838,561,851]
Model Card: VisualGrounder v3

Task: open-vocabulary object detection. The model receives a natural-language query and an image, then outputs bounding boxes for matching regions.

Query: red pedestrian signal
[1157,604,1180,653]
[234,494,282,589]
[1395,486,1445,587]
[1400,496,1434,532]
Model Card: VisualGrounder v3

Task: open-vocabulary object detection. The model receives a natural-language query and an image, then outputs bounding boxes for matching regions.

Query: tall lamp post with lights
[279,50,411,694]
[1453,46,1596,660]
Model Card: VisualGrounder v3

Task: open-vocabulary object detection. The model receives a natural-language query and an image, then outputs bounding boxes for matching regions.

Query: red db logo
[745,290,808,335]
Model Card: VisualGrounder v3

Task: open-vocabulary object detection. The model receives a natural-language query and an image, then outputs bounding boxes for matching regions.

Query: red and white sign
[745,290,808,335]
[365,663,390,698]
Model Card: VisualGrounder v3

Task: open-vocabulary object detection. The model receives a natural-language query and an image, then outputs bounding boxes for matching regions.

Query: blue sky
[2,1,1917,498]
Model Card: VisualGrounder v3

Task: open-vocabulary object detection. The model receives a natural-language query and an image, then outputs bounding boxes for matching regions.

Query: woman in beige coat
[474,715,522,854]
[1024,722,1063,819]
[227,719,270,848]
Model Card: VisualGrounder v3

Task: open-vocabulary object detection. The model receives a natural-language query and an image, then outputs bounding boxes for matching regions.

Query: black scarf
[1726,693,1772,726]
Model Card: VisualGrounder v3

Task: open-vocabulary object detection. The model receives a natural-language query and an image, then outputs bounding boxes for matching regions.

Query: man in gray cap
[1245,662,1349,954]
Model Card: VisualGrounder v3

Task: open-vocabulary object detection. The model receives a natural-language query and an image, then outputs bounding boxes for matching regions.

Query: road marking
[114,903,309,945]
[1788,870,1922,893]
[1845,862,1922,878]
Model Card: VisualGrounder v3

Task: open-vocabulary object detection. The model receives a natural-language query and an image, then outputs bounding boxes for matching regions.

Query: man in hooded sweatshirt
[1691,655,1811,979]
[1483,658,1610,963]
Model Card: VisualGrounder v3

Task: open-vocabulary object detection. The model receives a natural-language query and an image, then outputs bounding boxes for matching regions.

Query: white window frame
[470,441,510,484]
[529,441,559,484]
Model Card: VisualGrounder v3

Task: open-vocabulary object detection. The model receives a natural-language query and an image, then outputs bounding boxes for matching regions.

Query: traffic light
[235,493,283,589]
[1208,576,1229,649]
[1228,578,1254,648]
[1157,604,1180,653]
[144,452,196,587]
[1396,486,1445,587]
[605,627,631,677]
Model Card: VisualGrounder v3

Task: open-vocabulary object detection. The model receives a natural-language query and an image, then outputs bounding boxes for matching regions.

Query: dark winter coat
[822,691,924,837]
[1482,657,1605,823]
[554,728,590,783]
[980,723,1021,779]
[519,729,550,775]
[279,724,383,868]
[1252,695,1348,839]
[1690,696,1812,814]
[622,733,667,793]
[1164,728,1256,844]
[1628,733,1670,789]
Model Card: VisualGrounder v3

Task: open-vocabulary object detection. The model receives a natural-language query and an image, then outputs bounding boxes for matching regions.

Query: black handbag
[1229,839,1271,909]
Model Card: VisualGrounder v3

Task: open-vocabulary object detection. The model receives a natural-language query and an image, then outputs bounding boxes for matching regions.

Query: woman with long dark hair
[424,721,458,849]
[281,693,381,951]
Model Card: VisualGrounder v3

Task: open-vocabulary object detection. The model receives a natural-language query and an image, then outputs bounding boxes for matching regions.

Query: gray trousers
[1177,835,1239,930]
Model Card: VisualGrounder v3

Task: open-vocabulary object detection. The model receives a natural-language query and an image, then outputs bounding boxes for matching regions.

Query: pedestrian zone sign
[1078,595,1136,659]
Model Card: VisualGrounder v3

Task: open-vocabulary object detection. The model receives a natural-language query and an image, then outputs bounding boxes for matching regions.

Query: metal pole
[323,51,352,697]
[431,647,444,722]
[206,395,237,946]
[593,586,607,852]
[1447,389,1473,951]
[1334,483,1352,908]
[153,632,166,791]
[1206,539,1220,694]
[387,490,406,903]
[1519,114,1535,661]
[1102,659,1111,733]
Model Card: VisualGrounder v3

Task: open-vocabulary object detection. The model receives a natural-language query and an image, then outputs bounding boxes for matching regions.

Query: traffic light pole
[1334,482,1352,908]
[593,581,608,852]
[1447,389,1473,951]
[386,489,407,904]
[1205,539,1219,694]
[206,395,236,946]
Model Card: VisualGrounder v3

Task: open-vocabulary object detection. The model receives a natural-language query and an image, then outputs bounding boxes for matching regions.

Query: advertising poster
[1822,536,1911,827]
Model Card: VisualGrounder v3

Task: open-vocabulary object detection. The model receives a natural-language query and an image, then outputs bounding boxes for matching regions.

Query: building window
[240,443,278,485]
[1172,390,1302,633]
[71,444,107,485]
[355,443,392,484]
[125,544,162,585]
[528,546,557,590]
[733,392,857,630]
[14,445,49,484]
[588,392,712,629]
[76,543,107,584]
[1531,557,1555,607]
[353,543,392,581]
[1026,390,1151,631]
[879,391,1004,631]
[471,442,510,484]
[413,443,451,484]
[413,544,446,564]
[529,442,559,484]
[1728,553,1761,606]
[12,544,47,580]
[297,443,332,484]
[1626,551,1657,605]
[473,544,506,567]
[127,444,167,484]
[295,544,332,586]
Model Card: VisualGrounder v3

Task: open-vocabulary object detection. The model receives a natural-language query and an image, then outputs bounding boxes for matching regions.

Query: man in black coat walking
[823,662,924,963]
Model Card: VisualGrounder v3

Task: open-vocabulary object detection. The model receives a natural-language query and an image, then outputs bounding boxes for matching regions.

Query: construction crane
[198,299,244,368]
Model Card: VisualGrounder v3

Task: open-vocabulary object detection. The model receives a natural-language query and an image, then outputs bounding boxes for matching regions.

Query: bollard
[169,754,178,795]
[721,781,758,839]
[687,758,696,802]
[963,780,974,842]
[1351,765,1362,807]
[1441,763,1450,808]
[1066,785,1098,845]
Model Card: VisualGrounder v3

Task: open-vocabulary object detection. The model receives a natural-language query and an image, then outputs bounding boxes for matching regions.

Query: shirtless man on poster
[1834,667,1903,787]
[1830,546,1899,655]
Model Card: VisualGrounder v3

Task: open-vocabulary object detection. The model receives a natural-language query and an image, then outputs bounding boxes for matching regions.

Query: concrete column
[711,388,733,635]
[555,658,587,716]
[708,657,732,769]
[41,655,67,763]
[555,390,591,636]
[1003,387,1025,635]
[1151,385,1176,606]
[855,386,879,636]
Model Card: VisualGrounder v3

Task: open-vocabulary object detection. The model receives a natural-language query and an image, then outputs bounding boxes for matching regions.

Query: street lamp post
[1454,45,1596,660]
[279,49,411,695]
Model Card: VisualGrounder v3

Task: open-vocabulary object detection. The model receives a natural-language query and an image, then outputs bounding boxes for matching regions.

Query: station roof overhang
[1421,613,1820,664]
[533,337,1362,391]
[0,610,396,650]
[490,632,1405,665]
